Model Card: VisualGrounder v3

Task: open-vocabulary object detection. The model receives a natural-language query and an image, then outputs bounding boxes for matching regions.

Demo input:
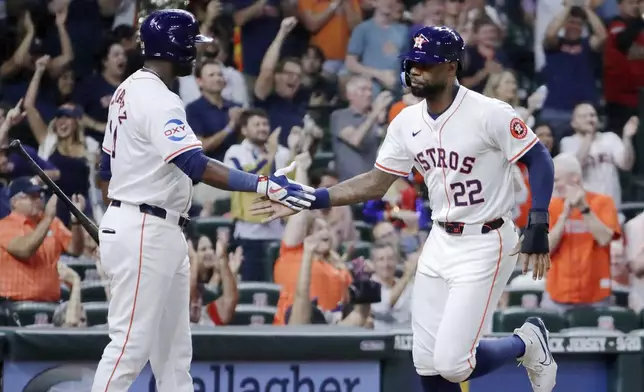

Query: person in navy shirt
[233,0,283,85]
[254,18,312,147]
[75,38,127,142]
[186,60,243,162]
[541,4,606,139]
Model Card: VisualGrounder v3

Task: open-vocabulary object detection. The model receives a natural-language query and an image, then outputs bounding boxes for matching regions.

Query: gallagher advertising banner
[3,361,380,392]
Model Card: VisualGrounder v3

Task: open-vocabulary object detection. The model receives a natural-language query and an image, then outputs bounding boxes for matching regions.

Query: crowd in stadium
[0,0,643,335]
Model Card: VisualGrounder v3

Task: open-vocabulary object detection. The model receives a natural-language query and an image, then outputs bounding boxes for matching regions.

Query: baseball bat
[8,140,100,244]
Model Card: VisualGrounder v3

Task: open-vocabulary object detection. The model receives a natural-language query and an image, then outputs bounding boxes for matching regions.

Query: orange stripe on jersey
[467,229,502,370]
[164,143,202,162]
[102,146,112,154]
[509,136,538,163]
[374,162,409,176]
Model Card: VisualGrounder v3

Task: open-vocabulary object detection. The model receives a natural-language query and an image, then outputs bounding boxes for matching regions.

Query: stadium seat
[340,241,372,260]
[350,203,365,221]
[81,281,108,302]
[65,261,96,281]
[84,302,109,326]
[612,287,629,307]
[212,198,231,215]
[492,307,567,333]
[564,306,639,333]
[202,285,220,305]
[188,217,234,241]
[229,305,277,326]
[311,151,334,171]
[238,282,281,306]
[266,240,281,265]
[506,274,545,307]
[12,302,59,326]
[354,221,373,242]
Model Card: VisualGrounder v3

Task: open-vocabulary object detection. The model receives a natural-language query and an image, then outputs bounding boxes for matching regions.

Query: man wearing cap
[0,177,85,306]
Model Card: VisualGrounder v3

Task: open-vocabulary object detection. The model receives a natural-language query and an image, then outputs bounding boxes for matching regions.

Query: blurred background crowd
[0,0,644,337]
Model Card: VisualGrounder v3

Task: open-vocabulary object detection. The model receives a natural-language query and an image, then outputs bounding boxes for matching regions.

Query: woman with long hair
[23,56,100,225]
[482,70,545,127]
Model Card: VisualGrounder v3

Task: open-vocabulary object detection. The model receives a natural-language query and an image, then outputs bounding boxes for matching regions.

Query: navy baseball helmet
[140,9,212,65]
[399,26,465,88]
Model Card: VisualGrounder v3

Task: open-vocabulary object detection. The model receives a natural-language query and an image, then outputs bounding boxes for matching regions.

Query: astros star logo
[414,34,429,49]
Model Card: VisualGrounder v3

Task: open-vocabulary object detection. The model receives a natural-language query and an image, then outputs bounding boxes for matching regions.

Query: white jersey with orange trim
[375,86,538,224]
[101,69,202,214]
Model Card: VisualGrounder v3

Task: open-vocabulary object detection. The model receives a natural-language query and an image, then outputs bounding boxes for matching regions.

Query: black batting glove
[520,210,549,254]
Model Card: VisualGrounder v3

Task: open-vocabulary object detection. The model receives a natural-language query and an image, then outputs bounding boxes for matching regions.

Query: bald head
[553,153,582,196]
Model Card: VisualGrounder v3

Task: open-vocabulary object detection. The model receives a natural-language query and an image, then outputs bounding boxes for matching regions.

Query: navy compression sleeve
[171,149,209,182]
[99,151,112,181]
[171,149,260,192]
[517,141,554,211]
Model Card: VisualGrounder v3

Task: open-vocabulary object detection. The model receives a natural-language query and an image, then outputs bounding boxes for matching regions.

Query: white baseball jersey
[375,87,538,224]
[559,132,624,205]
[102,69,203,214]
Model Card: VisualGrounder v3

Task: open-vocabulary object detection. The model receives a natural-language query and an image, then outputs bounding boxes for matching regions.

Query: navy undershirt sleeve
[99,151,112,181]
[171,149,260,192]
[517,141,554,212]
[171,149,209,183]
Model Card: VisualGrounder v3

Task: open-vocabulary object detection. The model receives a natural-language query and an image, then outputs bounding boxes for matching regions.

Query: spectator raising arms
[541,1,606,138]
[254,17,312,148]
[273,210,352,325]
[189,235,240,326]
[24,55,98,225]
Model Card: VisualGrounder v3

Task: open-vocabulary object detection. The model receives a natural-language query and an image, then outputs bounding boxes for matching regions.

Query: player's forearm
[582,212,615,247]
[311,168,397,209]
[202,158,261,192]
[6,216,54,260]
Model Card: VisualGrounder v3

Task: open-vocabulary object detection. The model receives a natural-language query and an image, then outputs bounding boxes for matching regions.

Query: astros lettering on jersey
[102,69,203,215]
[375,87,538,224]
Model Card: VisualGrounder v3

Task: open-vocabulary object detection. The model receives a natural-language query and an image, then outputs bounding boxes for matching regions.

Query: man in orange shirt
[298,0,362,75]
[273,210,352,324]
[0,177,85,303]
[542,154,620,312]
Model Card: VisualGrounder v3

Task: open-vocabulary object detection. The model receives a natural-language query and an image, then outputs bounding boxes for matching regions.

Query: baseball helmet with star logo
[399,26,465,88]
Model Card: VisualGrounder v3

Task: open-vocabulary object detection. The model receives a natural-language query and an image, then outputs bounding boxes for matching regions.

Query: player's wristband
[309,188,331,210]
[527,209,549,227]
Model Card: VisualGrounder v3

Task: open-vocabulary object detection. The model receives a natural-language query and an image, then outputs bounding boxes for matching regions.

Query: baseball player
[254,26,557,392]
[93,10,314,392]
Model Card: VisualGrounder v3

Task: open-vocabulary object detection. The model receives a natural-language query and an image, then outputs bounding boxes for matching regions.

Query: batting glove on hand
[256,162,316,211]
[517,210,551,280]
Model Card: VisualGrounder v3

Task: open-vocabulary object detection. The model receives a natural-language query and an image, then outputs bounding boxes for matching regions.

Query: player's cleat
[514,317,557,392]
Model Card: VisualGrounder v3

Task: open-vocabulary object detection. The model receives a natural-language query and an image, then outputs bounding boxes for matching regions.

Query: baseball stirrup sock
[466,336,526,380]
[420,375,462,392]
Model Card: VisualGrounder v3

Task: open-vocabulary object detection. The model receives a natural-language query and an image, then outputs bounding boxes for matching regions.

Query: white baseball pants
[92,203,193,392]
[412,218,519,383]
